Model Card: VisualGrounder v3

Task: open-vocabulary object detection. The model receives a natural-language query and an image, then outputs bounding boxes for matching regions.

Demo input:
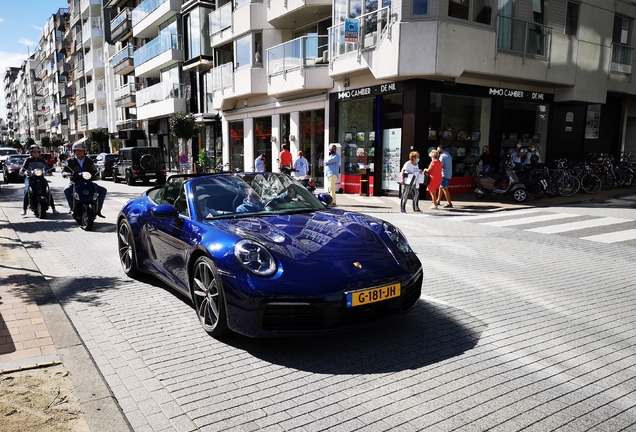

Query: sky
[0,1,69,121]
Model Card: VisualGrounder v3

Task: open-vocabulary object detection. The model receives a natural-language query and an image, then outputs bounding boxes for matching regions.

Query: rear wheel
[113,170,120,183]
[191,256,229,337]
[513,188,527,202]
[117,219,139,277]
[559,175,580,197]
[526,181,545,200]
[126,171,135,186]
[474,189,487,199]
[580,173,602,194]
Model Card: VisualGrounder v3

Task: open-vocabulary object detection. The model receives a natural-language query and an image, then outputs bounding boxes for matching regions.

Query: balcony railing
[134,33,182,66]
[112,43,137,66]
[116,118,143,131]
[132,0,169,26]
[209,2,232,37]
[114,82,138,100]
[211,62,234,92]
[267,35,328,77]
[328,6,391,60]
[112,7,133,32]
[496,15,553,64]
[86,79,105,96]
[610,43,634,75]
[136,82,185,106]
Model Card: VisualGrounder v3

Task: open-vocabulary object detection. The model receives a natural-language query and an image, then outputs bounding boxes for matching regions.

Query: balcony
[75,58,85,79]
[57,61,72,75]
[88,109,108,129]
[496,15,553,63]
[114,82,138,108]
[78,114,88,132]
[80,0,102,16]
[112,44,136,75]
[328,7,390,62]
[134,33,183,79]
[267,0,331,29]
[132,0,181,40]
[267,35,331,97]
[77,87,86,104]
[86,79,106,102]
[82,17,103,47]
[210,0,268,48]
[116,118,143,131]
[610,43,634,75]
[209,62,266,110]
[136,81,186,120]
[36,63,47,79]
[84,49,105,75]
[111,8,133,42]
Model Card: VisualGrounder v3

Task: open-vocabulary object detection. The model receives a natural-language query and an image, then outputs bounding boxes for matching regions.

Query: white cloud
[32,25,42,31]
[0,18,5,23]
[18,38,37,48]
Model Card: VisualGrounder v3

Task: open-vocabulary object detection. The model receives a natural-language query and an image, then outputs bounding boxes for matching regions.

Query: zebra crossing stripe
[526,217,631,234]
[580,229,636,244]
[451,208,543,222]
[483,213,578,227]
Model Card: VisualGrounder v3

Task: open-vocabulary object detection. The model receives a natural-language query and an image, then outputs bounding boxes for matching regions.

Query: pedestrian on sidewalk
[325,145,341,205]
[400,151,422,213]
[424,150,442,209]
[436,145,453,208]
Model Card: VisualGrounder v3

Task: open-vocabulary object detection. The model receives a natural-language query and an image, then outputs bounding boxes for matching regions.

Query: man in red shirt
[279,143,292,171]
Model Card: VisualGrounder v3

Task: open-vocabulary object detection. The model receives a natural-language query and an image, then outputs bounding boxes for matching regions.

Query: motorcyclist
[62,142,107,218]
[19,144,59,216]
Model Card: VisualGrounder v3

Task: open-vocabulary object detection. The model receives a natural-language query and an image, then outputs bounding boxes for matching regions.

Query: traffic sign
[179,153,189,167]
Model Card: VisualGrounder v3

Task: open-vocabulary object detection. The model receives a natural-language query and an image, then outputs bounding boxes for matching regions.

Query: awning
[74,136,88,147]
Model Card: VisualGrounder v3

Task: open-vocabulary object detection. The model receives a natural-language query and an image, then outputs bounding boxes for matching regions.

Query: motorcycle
[63,165,100,231]
[473,164,528,202]
[278,159,316,193]
[23,161,52,219]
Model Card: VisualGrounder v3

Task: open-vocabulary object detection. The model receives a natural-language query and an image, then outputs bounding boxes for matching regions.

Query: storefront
[329,79,554,196]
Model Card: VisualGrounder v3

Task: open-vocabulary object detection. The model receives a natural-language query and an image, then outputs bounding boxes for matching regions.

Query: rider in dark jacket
[19,145,58,216]
[62,142,107,217]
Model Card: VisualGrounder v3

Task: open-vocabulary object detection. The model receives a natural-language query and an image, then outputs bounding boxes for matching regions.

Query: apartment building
[3,67,20,142]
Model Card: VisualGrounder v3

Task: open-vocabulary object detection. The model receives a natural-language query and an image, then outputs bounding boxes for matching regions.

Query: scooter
[277,159,316,193]
[473,163,528,202]
[63,165,99,231]
[23,161,52,219]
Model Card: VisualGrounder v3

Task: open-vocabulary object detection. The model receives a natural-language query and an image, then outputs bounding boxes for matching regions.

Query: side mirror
[317,193,333,207]
[151,204,181,220]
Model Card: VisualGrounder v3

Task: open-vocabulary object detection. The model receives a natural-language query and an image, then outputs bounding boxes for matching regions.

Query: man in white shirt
[293,151,308,178]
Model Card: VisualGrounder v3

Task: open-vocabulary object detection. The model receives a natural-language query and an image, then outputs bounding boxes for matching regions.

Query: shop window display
[229,121,244,171]
[338,98,376,192]
[499,100,549,171]
[428,93,491,176]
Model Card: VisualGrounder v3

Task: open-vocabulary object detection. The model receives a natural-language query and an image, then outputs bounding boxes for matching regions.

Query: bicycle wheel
[600,172,614,190]
[580,173,602,194]
[526,180,546,200]
[559,174,580,197]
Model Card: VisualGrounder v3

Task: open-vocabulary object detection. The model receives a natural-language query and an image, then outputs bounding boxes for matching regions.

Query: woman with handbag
[399,151,422,213]
[424,150,443,209]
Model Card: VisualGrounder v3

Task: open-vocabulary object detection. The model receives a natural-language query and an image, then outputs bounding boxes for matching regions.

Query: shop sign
[488,87,546,101]
[337,82,398,100]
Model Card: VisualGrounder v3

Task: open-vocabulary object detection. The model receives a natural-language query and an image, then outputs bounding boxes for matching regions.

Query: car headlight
[234,240,277,277]
[383,222,413,253]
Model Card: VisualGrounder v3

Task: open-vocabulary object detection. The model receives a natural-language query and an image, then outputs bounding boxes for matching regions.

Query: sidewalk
[327,186,633,213]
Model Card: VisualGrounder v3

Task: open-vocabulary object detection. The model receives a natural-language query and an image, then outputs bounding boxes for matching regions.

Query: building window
[565,1,579,36]
[229,121,244,171]
[613,15,631,45]
[611,15,634,74]
[413,0,427,15]
[235,34,251,69]
[448,0,492,25]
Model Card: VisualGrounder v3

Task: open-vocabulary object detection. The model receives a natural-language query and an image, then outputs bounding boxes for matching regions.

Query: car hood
[210,210,406,282]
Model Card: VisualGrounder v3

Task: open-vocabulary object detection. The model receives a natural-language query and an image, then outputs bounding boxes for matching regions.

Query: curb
[0,194,133,432]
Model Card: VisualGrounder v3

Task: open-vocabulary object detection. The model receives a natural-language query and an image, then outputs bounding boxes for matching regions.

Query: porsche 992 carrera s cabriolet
[117,172,422,337]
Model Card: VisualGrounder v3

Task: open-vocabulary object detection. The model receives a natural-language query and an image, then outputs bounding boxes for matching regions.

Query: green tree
[51,136,64,152]
[169,112,202,172]
[40,136,51,151]
[88,128,109,154]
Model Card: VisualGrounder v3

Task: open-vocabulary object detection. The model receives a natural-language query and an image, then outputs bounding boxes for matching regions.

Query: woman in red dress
[424,150,443,209]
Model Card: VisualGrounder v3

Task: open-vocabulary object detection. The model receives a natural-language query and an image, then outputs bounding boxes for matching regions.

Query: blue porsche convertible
[117,172,422,338]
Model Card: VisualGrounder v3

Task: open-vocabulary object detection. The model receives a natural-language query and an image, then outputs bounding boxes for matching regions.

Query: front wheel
[474,189,487,199]
[191,256,229,337]
[81,209,94,231]
[113,170,120,183]
[512,188,528,202]
[580,173,602,194]
[35,201,47,219]
[117,219,139,277]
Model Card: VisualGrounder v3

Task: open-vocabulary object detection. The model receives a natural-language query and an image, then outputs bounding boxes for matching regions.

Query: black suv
[112,147,166,186]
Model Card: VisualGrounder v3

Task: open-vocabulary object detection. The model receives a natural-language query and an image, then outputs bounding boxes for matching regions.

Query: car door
[146,181,192,293]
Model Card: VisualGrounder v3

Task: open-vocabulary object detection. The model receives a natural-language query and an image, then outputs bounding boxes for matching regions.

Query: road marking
[527,217,631,234]
[580,229,636,244]
[451,208,543,222]
[482,213,578,227]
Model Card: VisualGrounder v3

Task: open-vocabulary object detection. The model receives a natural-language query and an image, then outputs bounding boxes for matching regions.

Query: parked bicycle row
[473,152,636,203]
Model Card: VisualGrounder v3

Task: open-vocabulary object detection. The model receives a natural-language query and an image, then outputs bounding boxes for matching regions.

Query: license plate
[346,283,401,308]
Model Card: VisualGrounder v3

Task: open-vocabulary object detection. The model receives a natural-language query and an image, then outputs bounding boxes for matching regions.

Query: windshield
[104,154,116,162]
[0,149,18,156]
[27,161,48,172]
[187,173,325,220]
[7,156,28,165]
